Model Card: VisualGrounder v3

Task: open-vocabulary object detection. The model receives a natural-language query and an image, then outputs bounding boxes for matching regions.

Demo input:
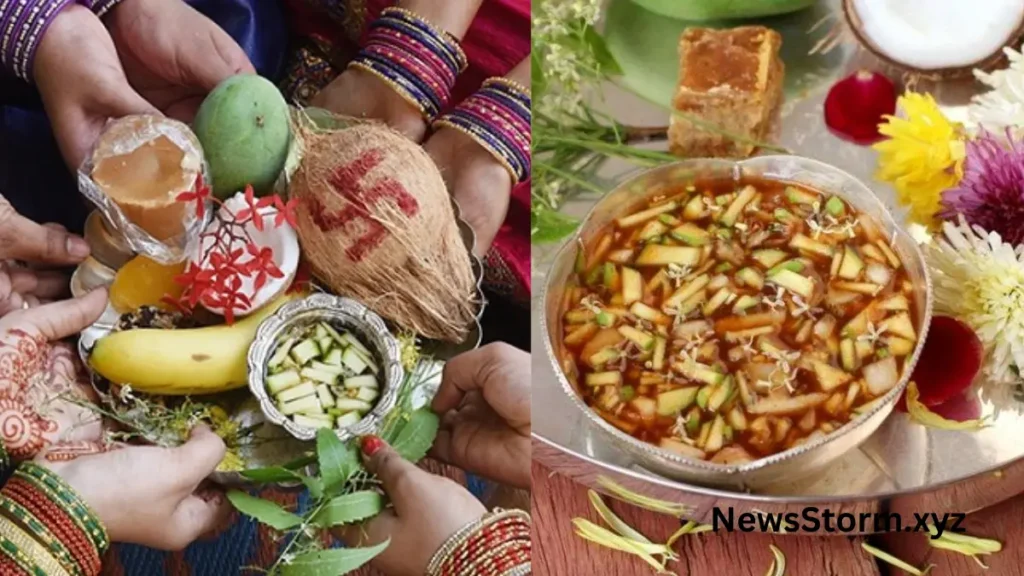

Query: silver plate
[74,196,485,486]
[246,293,403,442]
[531,0,1024,531]
[541,157,932,490]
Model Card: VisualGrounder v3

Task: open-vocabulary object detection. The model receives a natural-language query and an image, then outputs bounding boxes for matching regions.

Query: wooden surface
[531,461,1024,575]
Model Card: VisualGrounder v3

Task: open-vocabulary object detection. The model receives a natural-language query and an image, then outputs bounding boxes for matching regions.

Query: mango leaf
[312,491,384,527]
[583,24,623,76]
[317,428,360,493]
[387,409,439,462]
[280,539,390,576]
[531,208,580,244]
[531,51,546,100]
[227,491,303,531]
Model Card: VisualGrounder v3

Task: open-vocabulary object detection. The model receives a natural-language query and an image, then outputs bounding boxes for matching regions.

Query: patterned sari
[280,0,532,306]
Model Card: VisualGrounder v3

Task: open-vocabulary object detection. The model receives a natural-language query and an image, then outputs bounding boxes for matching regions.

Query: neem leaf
[226,491,303,531]
[280,539,390,576]
[240,467,300,484]
[312,491,384,527]
[317,428,359,493]
[582,23,623,76]
[531,208,580,245]
[388,409,439,463]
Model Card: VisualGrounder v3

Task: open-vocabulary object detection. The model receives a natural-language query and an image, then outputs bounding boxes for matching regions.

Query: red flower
[273,196,299,229]
[176,174,211,219]
[234,185,275,231]
[245,242,284,292]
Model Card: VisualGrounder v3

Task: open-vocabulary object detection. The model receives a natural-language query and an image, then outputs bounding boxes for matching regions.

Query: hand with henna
[0,289,109,462]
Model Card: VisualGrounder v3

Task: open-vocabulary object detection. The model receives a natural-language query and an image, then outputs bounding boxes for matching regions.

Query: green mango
[194,74,292,199]
[629,0,817,21]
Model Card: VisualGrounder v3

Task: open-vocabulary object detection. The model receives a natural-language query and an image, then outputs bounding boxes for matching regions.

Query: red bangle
[428,509,532,576]
[2,477,102,576]
[0,554,31,576]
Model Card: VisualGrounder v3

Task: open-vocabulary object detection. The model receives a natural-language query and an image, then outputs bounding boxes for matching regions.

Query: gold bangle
[432,119,521,184]
[0,514,72,576]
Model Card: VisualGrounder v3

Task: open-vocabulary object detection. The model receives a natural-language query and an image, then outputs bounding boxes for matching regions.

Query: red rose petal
[824,70,897,145]
[897,316,984,411]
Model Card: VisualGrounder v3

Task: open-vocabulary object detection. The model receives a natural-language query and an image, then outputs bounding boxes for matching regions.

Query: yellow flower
[873,92,966,226]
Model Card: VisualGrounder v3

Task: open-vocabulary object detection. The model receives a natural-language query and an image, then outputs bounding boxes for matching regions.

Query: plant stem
[623,126,669,143]
[267,500,329,575]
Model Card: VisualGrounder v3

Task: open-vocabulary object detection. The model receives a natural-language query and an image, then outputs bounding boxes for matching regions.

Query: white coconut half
[846,0,1024,75]
[190,192,300,317]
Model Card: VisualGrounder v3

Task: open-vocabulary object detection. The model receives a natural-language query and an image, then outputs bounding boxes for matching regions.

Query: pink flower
[940,129,1024,245]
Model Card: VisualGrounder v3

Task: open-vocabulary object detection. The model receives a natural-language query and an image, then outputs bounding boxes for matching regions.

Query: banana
[89,293,299,395]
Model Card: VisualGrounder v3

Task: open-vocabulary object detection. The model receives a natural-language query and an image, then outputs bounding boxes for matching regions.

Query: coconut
[290,121,477,342]
[844,0,1024,79]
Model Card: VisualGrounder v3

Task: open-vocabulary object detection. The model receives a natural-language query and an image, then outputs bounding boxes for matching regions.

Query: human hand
[33,4,159,170]
[431,343,530,489]
[338,437,486,575]
[0,195,90,315]
[39,425,232,549]
[0,289,110,462]
[311,68,428,142]
[106,0,255,121]
[424,128,513,256]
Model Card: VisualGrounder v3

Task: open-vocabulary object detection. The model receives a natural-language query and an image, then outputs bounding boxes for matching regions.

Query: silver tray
[531,0,1024,532]
[73,200,485,487]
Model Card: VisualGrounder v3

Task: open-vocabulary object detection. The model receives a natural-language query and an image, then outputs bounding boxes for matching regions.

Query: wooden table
[531,462,1024,575]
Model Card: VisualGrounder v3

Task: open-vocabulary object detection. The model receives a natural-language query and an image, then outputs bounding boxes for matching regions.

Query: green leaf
[301,476,325,500]
[312,491,384,527]
[316,428,359,494]
[387,409,440,462]
[283,453,317,470]
[531,208,580,244]
[583,24,623,76]
[531,51,547,100]
[240,467,300,484]
[226,491,303,531]
[280,539,390,576]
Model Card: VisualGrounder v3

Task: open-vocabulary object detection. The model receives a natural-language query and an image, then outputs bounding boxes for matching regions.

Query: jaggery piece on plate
[668,26,784,158]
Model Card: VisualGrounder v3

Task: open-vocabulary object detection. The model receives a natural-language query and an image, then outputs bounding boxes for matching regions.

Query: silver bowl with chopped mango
[541,156,933,489]
[247,293,404,442]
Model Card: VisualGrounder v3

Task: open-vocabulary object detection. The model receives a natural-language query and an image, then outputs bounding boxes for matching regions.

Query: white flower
[927,216,1024,408]
[969,43,1024,131]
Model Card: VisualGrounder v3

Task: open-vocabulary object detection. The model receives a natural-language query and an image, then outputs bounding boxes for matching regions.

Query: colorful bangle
[432,78,532,184]
[81,0,123,18]
[0,514,72,576]
[2,476,103,576]
[12,464,108,556]
[348,7,467,120]
[0,0,72,81]
[425,508,532,576]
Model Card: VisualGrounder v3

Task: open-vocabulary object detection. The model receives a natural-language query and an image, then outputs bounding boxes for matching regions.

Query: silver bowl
[541,156,934,490]
[247,293,404,442]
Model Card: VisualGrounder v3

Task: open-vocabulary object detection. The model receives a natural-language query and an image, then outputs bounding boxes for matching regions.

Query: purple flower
[940,129,1024,245]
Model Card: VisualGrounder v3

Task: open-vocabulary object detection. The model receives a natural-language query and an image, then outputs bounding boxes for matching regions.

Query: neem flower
[926,216,1024,408]
[873,92,966,227]
[940,129,1024,246]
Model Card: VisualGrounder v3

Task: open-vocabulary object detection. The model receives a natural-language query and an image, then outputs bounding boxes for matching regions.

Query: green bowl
[628,0,818,21]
